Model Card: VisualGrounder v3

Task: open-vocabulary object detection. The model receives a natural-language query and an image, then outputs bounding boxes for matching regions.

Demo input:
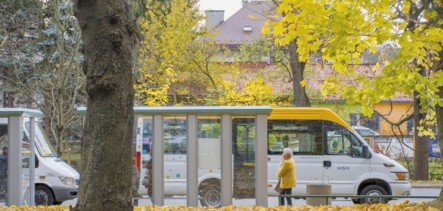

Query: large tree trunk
[413,91,429,180]
[288,41,309,107]
[74,0,137,210]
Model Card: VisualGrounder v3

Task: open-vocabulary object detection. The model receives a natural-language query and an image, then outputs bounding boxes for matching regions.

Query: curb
[411,183,443,188]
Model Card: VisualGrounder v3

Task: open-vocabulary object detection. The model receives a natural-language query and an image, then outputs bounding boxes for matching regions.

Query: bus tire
[359,184,388,204]
[199,184,221,207]
[35,185,54,205]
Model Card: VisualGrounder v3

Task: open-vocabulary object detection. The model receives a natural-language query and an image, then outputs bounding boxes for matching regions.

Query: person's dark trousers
[279,188,292,206]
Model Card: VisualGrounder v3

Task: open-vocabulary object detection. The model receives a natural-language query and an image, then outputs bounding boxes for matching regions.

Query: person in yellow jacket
[277,148,296,206]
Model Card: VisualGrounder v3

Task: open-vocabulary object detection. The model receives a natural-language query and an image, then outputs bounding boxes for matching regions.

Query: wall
[373,101,413,136]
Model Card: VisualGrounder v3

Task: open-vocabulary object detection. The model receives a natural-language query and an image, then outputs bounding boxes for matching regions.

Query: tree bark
[288,41,310,107]
[413,90,429,180]
[437,82,443,197]
[434,39,443,198]
[74,0,137,210]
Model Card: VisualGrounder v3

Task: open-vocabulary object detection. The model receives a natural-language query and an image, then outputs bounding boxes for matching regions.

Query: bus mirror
[362,145,370,159]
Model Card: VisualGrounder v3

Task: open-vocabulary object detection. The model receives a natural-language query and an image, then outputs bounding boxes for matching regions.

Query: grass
[397,159,442,181]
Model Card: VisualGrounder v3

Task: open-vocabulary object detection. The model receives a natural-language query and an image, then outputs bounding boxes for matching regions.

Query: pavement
[412,182,443,189]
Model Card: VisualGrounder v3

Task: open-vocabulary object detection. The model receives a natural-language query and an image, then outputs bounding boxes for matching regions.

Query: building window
[242,26,253,32]
[407,118,414,135]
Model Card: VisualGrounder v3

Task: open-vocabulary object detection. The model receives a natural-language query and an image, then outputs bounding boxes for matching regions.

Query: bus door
[323,122,369,194]
[267,120,324,195]
[232,118,255,198]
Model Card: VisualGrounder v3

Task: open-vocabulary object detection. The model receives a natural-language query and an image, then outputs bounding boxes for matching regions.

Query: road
[62,187,441,207]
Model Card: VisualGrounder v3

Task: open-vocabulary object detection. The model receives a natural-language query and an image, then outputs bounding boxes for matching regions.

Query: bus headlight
[58,176,76,185]
[394,172,409,180]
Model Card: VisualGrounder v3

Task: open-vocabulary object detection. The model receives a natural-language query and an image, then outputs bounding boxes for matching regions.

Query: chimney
[242,0,249,6]
[205,10,224,30]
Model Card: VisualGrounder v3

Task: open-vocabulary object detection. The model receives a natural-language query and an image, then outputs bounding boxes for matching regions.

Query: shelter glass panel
[163,116,187,206]
[232,117,256,206]
[0,124,8,203]
[197,117,221,207]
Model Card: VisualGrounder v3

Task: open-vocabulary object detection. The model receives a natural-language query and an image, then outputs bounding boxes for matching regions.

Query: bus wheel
[199,185,221,207]
[35,186,54,205]
[359,185,388,204]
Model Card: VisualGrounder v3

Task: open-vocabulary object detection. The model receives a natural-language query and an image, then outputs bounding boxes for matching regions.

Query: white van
[136,108,411,206]
[0,117,79,205]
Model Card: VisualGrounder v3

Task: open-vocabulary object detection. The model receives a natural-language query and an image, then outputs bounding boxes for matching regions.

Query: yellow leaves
[211,77,277,106]
[0,202,439,211]
[132,201,439,210]
[262,21,271,35]
[136,0,212,105]
[321,81,336,98]
[417,110,437,138]
[300,80,307,88]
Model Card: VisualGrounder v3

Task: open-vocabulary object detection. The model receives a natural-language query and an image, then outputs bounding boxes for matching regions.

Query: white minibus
[136,107,411,206]
[0,117,79,205]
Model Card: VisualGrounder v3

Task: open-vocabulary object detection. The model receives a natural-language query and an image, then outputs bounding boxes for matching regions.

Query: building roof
[215,1,274,45]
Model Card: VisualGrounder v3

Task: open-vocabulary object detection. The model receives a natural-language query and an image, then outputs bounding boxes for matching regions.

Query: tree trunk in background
[3,67,15,107]
[74,0,137,210]
[434,43,443,198]
[413,91,429,180]
[436,79,443,197]
[2,92,14,107]
[288,41,310,107]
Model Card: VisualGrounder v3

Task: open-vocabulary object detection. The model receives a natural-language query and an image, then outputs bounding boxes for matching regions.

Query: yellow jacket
[277,158,296,189]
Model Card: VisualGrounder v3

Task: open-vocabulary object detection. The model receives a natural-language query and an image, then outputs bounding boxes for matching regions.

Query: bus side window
[268,120,322,155]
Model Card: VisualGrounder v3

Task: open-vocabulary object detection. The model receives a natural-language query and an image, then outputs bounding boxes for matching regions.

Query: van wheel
[359,185,388,204]
[35,186,54,205]
[199,185,221,207]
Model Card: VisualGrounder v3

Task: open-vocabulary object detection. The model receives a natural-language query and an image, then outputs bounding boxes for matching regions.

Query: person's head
[282,148,293,160]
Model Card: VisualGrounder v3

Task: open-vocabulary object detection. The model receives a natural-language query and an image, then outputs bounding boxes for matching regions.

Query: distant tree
[270,0,443,180]
[1,0,85,158]
[74,0,137,210]
[136,0,275,106]
[260,0,310,107]
[136,0,201,105]
[0,0,42,107]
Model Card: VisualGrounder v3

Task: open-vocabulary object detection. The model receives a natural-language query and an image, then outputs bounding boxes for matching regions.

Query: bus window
[198,119,220,138]
[163,118,186,154]
[326,127,363,157]
[268,120,322,155]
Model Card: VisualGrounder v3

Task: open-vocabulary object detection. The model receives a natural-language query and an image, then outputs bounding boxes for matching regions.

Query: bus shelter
[133,106,271,207]
[78,106,272,207]
[0,108,38,206]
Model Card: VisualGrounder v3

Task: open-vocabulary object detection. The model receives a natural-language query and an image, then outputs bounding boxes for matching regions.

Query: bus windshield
[25,122,58,157]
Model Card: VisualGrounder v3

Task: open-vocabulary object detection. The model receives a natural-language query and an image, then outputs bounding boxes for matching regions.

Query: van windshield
[25,122,58,157]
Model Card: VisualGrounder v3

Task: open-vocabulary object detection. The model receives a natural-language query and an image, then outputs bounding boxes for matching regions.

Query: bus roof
[269,107,352,130]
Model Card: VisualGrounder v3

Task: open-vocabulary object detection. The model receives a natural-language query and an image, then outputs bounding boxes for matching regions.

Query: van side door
[323,123,369,195]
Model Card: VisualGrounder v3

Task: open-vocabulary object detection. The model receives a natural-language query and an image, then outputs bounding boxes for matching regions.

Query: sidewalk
[412,182,443,188]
